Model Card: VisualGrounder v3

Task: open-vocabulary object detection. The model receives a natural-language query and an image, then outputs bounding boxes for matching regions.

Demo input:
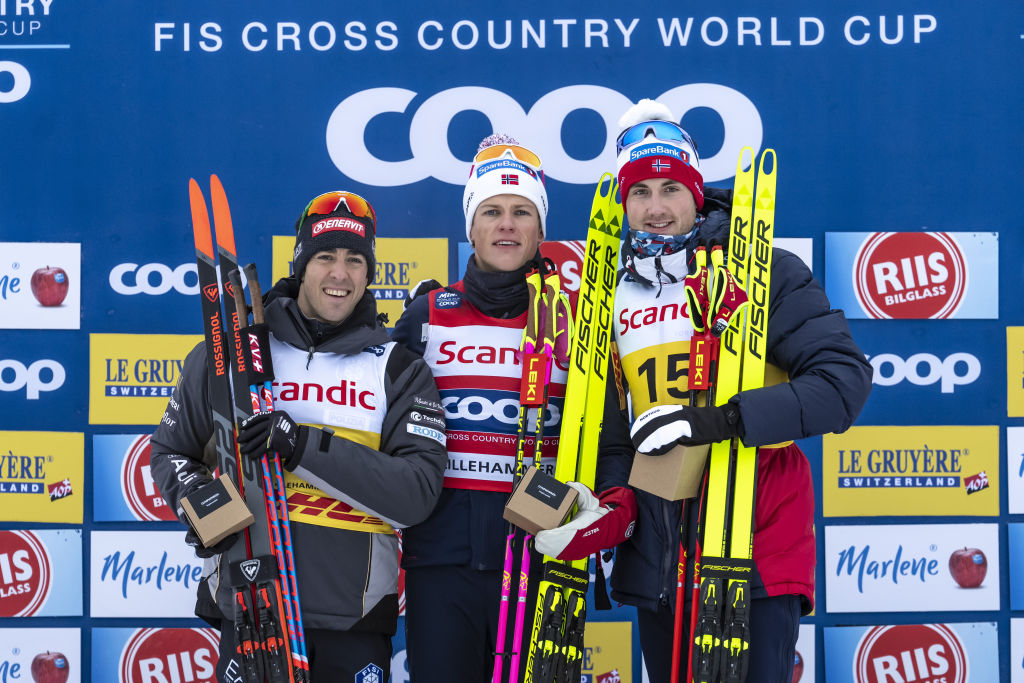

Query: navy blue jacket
[596,186,873,612]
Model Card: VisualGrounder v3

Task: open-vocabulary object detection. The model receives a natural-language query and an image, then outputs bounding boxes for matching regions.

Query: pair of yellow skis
[689,148,777,683]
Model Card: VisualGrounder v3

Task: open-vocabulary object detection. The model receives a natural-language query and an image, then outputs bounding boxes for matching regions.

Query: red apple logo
[792,650,803,681]
[948,547,987,588]
[31,651,70,683]
[30,266,69,307]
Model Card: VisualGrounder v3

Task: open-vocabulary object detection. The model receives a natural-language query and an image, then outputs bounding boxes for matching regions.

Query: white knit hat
[463,134,548,240]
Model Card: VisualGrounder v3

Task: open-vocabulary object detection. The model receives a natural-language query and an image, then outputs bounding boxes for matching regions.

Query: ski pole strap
[684,244,710,333]
[523,268,544,354]
[593,550,612,610]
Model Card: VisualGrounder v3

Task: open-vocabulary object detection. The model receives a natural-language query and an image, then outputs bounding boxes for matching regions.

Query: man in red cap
[536,100,872,682]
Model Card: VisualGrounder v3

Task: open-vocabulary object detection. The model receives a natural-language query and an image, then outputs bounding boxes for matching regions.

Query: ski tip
[210,174,237,250]
[188,179,214,256]
[758,148,778,177]
[735,147,755,175]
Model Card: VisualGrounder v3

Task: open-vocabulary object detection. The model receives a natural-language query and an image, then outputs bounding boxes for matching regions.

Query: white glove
[534,482,603,558]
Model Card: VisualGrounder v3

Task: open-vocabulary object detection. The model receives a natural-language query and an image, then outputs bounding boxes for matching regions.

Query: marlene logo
[835,543,940,593]
[119,627,219,683]
[853,624,966,683]
[0,530,51,617]
[853,232,967,319]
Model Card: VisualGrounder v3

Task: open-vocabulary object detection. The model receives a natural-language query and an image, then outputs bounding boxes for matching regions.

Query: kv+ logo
[110,262,198,295]
[0,359,66,399]
[868,352,980,394]
[327,83,762,186]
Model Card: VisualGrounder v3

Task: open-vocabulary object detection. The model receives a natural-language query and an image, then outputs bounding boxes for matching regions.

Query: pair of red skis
[189,176,309,682]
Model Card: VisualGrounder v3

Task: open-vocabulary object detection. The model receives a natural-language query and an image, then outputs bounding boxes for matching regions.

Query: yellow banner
[582,621,632,682]
[822,425,999,516]
[0,431,84,523]
[273,235,448,325]
[89,333,202,425]
[1009,327,1024,417]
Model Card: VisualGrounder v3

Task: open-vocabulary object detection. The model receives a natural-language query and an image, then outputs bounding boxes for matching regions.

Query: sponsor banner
[1010,524,1024,611]
[0,242,81,329]
[582,621,632,683]
[0,529,82,617]
[108,260,199,297]
[90,531,204,618]
[823,621,998,683]
[92,627,219,683]
[825,232,998,319]
[0,628,81,683]
[456,238,814,291]
[1010,427,1024,514]
[822,426,999,517]
[824,523,999,613]
[865,350,981,395]
[89,333,201,425]
[0,430,84,523]
[1014,619,1024,683]
[794,623,816,682]
[92,434,177,522]
[272,235,448,326]
[1010,327,1024,417]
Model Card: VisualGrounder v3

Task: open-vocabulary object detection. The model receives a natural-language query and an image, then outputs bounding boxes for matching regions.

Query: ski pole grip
[243,263,266,325]
[228,269,248,326]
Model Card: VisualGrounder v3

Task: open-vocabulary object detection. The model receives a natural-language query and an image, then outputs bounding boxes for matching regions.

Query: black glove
[404,278,443,309]
[630,403,742,455]
[236,410,308,469]
[185,526,241,559]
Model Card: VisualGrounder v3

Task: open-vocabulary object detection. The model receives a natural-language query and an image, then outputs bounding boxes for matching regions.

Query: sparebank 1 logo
[119,628,218,683]
[853,624,967,683]
[853,232,967,319]
[121,435,176,521]
[0,530,51,617]
[327,84,762,186]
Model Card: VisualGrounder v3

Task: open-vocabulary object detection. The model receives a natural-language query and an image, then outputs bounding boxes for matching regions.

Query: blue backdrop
[1,1,1022,681]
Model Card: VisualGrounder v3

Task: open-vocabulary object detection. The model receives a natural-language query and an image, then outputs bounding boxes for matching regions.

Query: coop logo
[853,232,968,319]
[110,262,199,296]
[0,358,66,399]
[442,391,561,431]
[373,259,412,301]
[853,623,966,683]
[0,530,51,616]
[327,84,762,186]
[121,435,176,522]
[0,61,31,103]
[868,352,980,393]
[119,627,219,683]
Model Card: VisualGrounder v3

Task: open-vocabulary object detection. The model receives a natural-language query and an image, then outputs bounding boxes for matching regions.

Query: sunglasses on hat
[473,143,542,169]
[301,191,376,226]
[616,120,697,156]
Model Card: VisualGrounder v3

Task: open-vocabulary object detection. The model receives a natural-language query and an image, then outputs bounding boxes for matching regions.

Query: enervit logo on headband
[326,84,762,185]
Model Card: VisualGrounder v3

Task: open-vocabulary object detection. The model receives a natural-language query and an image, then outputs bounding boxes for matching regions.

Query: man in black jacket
[151,191,447,680]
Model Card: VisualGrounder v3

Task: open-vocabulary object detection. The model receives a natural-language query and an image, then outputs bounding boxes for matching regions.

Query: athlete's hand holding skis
[629,403,743,455]
[237,411,305,469]
[533,483,637,561]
